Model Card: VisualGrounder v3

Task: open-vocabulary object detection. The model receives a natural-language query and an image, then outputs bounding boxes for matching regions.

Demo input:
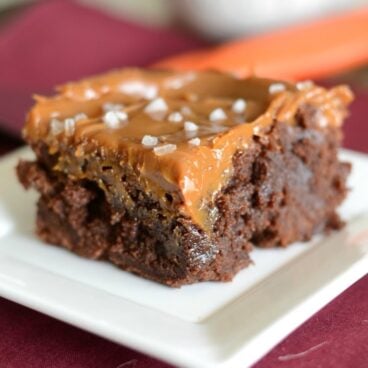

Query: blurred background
[1,0,367,38]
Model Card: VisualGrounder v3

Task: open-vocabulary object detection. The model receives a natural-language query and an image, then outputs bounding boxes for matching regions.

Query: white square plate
[0,147,367,368]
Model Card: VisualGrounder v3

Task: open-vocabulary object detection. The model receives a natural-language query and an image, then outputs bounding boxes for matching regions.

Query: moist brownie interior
[17,69,352,286]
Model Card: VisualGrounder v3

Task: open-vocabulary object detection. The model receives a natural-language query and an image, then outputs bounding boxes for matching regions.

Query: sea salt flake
[144,98,168,120]
[232,98,247,114]
[165,73,196,89]
[168,112,183,123]
[141,135,158,147]
[102,102,124,112]
[50,118,64,135]
[184,121,198,132]
[212,149,223,160]
[253,126,262,135]
[296,80,314,91]
[318,113,329,128]
[103,110,128,129]
[154,144,177,156]
[209,108,227,122]
[84,88,98,99]
[119,81,158,100]
[144,98,168,114]
[183,176,196,192]
[74,113,88,121]
[188,137,200,146]
[64,118,76,136]
[269,83,286,94]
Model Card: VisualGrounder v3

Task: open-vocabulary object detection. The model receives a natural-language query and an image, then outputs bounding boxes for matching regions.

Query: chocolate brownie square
[17,69,352,286]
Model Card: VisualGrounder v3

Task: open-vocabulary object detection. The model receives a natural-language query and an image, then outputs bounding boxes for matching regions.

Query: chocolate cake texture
[16,69,352,286]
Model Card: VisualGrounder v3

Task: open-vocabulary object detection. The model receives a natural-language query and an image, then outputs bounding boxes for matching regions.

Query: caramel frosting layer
[24,69,353,230]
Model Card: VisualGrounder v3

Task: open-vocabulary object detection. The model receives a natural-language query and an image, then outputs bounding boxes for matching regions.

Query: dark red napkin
[0,1,367,368]
[343,89,368,153]
[0,0,205,136]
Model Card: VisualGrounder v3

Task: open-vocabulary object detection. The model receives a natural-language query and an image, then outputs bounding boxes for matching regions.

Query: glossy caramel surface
[24,69,353,229]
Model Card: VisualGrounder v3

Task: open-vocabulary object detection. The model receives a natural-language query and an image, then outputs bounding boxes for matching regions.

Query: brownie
[16,69,352,286]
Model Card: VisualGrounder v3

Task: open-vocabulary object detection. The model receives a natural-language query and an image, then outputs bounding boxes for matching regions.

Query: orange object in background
[156,8,368,81]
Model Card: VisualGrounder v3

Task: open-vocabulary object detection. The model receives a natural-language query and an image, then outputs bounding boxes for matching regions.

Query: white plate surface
[0,147,367,368]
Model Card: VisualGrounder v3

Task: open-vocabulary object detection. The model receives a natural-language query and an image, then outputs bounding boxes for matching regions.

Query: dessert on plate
[17,68,352,286]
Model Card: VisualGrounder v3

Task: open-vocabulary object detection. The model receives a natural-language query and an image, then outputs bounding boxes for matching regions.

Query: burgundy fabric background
[0,1,367,367]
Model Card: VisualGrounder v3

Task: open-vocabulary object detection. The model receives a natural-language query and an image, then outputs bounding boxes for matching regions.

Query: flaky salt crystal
[296,80,314,91]
[168,112,183,123]
[183,176,195,192]
[84,88,98,99]
[164,72,196,90]
[209,108,227,122]
[184,121,198,132]
[232,99,247,114]
[74,113,88,121]
[119,81,158,100]
[253,126,261,135]
[318,114,329,128]
[50,118,64,135]
[141,135,158,147]
[64,118,75,136]
[144,98,168,114]
[188,137,200,146]
[153,144,177,156]
[103,110,128,129]
[212,149,223,160]
[269,83,286,94]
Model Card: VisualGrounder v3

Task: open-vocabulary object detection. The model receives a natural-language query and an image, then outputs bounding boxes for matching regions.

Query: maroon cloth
[342,90,368,153]
[0,1,367,367]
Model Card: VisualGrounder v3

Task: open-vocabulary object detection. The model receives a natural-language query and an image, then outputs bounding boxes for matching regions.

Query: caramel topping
[23,69,353,230]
